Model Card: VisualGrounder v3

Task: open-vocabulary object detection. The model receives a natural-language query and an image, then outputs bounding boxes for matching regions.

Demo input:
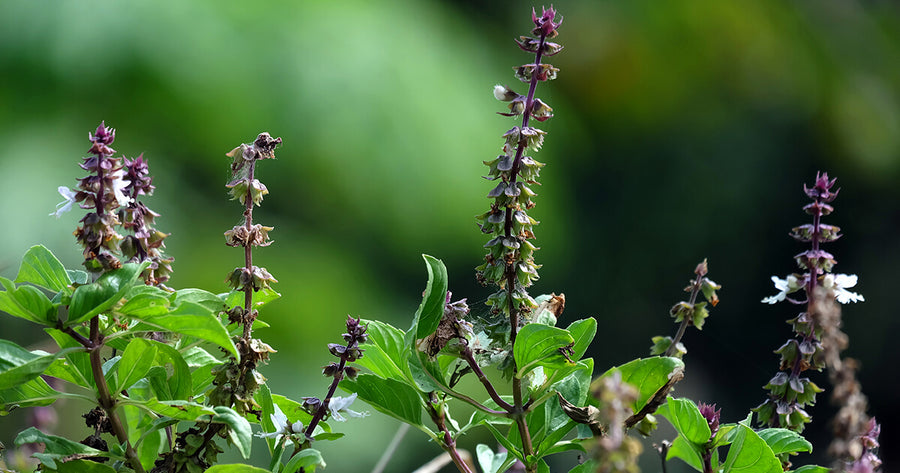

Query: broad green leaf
[135,425,164,470]
[212,405,252,459]
[0,376,62,412]
[132,302,237,359]
[407,349,446,393]
[568,461,598,473]
[128,398,217,421]
[175,288,226,312]
[0,276,57,325]
[566,318,597,360]
[356,343,405,380]
[790,466,830,473]
[182,346,222,367]
[271,394,315,428]
[256,384,277,455]
[67,270,89,285]
[536,360,593,455]
[206,465,272,473]
[190,361,219,397]
[45,328,93,388]
[540,440,588,457]
[54,459,117,473]
[15,427,120,469]
[412,254,448,340]
[594,357,684,414]
[482,422,525,463]
[220,287,281,311]
[0,340,81,390]
[14,245,71,293]
[341,374,423,426]
[657,397,712,445]
[722,424,782,473]
[117,338,158,392]
[282,449,326,473]
[68,262,149,324]
[514,323,574,378]
[117,292,171,318]
[476,444,508,473]
[757,428,813,456]
[146,340,192,401]
[666,433,704,471]
[361,319,408,380]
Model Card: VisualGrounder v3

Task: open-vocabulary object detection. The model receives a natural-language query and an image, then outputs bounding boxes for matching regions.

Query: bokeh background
[1,0,898,471]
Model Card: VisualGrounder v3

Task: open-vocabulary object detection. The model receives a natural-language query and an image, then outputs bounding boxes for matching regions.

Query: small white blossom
[761,274,802,304]
[110,168,133,207]
[256,403,303,441]
[50,186,78,218]
[328,393,367,422]
[823,273,865,304]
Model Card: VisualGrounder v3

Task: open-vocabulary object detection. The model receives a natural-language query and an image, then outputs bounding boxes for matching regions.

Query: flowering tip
[531,6,562,38]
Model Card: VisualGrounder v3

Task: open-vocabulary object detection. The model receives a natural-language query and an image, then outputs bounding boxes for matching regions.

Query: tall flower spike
[475,6,562,346]
[755,172,863,434]
[119,154,174,286]
[71,121,130,273]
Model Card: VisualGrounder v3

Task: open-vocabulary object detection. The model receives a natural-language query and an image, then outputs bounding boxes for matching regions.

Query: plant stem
[242,160,257,341]
[664,271,704,357]
[460,343,514,411]
[427,398,474,473]
[87,317,146,473]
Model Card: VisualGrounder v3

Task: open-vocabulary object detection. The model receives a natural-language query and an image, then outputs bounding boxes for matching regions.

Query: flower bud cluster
[476,7,562,336]
[118,154,174,286]
[71,123,130,273]
[650,260,720,358]
[755,172,863,433]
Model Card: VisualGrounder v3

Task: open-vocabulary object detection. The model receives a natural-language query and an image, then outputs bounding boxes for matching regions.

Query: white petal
[834,274,858,289]
[835,288,865,304]
[771,275,788,291]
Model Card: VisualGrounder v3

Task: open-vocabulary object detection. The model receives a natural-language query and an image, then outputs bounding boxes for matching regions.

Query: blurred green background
[1,0,897,471]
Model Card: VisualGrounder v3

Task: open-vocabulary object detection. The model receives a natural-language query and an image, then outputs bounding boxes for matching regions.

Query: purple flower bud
[698,403,721,436]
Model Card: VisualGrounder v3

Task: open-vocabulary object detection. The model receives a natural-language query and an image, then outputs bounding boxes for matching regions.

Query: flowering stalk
[58,122,145,473]
[651,259,721,359]
[119,154,174,286]
[755,172,864,433]
[474,8,562,471]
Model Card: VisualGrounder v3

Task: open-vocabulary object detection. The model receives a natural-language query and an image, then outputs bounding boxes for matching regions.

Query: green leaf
[0,340,81,390]
[117,291,171,318]
[657,397,712,445]
[536,360,593,455]
[44,328,93,388]
[206,465,272,473]
[212,405,253,459]
[117,338,158,392]
[566,318,597,360]
[271,394,315,427]
[666,434,704,471]
[482,422,525,463]
[282,449,326,473]
[256,384,277,455]
[477,444,508,473]
[790,466,830,473]
[757,428,813,456]
[594,357,684,414]
[0,276,57,325]
[514,323,575,378]
[68,262,149,324]
[128,398,217,421]
[406,349,447,393]
[131,302,237,359]
[360,319,408,379]
[341,373,423,426]
[53,459,118,473]
[567,461,598,473]
[145,340,192,401]
[220,287,281,311]
[356,343,406,380]
[0,376,62,412]
[15,427,120,469]
[14,245,71,293]
[722,424,783,473]
[412,254,448,340]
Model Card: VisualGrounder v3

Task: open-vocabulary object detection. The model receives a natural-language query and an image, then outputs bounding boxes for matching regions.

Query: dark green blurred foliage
[1,0,897,470]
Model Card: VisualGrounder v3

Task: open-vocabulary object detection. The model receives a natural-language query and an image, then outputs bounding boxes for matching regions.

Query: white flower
[823,273,865,304]
[328,393,367,422]
[256,403,303,441]
[110,168,133,207]
[50,186,78,218]
[761,274,803,304]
